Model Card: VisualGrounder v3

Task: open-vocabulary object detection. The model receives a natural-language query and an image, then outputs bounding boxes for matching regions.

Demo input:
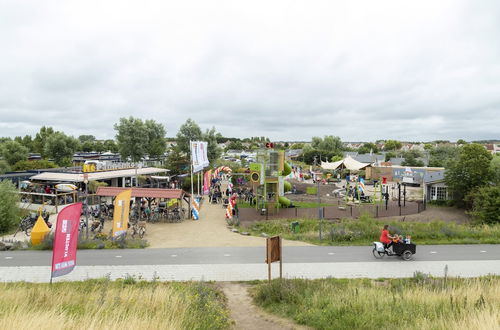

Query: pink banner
[51,203,82,278]
[203,170,211,195]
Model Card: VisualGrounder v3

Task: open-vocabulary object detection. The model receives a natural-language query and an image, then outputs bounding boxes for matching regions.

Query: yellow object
[31,216,50,246]
[112,190,132,238]
[167,199,178,208]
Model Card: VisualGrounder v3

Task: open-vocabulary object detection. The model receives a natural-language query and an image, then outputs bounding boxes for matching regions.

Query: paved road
[0,245,499,282]
[0,244,498,266]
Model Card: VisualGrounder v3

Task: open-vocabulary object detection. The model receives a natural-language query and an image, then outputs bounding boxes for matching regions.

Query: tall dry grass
[0,279,230,330]
[253,276,500,330]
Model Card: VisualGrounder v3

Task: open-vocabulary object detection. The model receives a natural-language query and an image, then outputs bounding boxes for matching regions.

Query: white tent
[321,156,370,171]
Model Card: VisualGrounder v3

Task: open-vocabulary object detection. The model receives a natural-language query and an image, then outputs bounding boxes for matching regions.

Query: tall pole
[190,141,194,220]
[317,173,322,240]
[403,184,406,207]
[84,174,89,240]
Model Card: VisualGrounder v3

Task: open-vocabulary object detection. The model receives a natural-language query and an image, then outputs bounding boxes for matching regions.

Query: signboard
[266,236,282,281]
[51,203,82,279]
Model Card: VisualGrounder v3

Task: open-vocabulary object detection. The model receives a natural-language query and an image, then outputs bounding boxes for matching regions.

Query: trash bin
[291,221,299,233]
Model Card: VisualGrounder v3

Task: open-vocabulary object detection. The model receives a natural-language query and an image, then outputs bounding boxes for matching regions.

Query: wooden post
[267,238,271,282]
[279,236,282,279]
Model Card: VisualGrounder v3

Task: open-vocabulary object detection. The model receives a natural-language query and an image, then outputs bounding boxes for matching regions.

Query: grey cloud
[0,0,499,142]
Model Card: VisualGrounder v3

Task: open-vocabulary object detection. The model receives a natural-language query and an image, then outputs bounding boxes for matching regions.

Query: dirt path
[144,196,312,248]
[221,283,310,330]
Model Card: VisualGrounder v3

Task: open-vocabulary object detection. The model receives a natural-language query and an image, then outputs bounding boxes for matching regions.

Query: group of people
[380,224,411,250]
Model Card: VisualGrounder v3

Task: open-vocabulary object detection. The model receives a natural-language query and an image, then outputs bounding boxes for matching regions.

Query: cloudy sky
[1,0,499,142]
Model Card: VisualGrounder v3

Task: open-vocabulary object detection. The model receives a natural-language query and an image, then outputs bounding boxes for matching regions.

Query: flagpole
[190,141,194,220]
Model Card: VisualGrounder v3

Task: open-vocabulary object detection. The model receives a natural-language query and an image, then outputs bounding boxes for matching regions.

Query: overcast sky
[1,0,499,142]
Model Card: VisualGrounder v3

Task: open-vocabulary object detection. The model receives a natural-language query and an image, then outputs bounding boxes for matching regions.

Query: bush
[466,186,500,224]
[0,180,20,233]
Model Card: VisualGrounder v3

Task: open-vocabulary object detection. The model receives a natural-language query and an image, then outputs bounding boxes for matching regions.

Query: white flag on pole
[191,141,209,173]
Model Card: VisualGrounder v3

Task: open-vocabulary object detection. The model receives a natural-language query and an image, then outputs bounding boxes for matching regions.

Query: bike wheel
[373,248,385,259]
[402,250,413,261]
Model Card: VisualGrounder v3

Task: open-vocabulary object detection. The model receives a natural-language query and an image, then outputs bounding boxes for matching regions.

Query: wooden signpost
[266,236,282,282]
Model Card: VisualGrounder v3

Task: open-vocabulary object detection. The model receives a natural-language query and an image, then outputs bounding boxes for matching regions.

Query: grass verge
[25,233,149,250]
[237,214,500,245]
[0,279,231,330]
[252,276,500,330]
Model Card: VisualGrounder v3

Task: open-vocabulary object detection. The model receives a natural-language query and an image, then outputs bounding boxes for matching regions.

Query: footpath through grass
[252,276,500,330]
[238,215,500,245]
[0,279,231,330]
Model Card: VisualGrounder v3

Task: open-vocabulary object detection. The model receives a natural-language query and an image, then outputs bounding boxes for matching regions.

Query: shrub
[0,180,20,233]
[466,186,500,224]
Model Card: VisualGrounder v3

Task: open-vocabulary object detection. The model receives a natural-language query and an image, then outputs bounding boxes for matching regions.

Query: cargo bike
[372,241,416,261]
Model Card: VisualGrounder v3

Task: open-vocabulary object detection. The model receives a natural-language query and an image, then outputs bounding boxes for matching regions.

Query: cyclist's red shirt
[380,229,391,244]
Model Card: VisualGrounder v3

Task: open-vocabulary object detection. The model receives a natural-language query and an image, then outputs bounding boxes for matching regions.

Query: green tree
[114,117,149,162]
[165,146,189,175]
[401,150,424,167]
[445,144,493,207]
[144,119,167,158]
[225,140,244,151]
[78,135,96,144]
[103,140,118,153]
[428,145,459,167]
[45,132,80,166]
[358,142,378,154]
[491,155,500,185]
[311,136,343,153]
[290,143,304,150]
[466,186,500,224]
[424,143,434,151]
[384,152,397,162]
[175,118,202,154]
[93,141,106,153]
[12,159,57,171]
[203,127,222,163]
[33,126,55,157]
[81,141,95,152]
[0,180,19,233]
[384,140,402,151]
[0,160,10,174]
[0,141,29,166]
[456,139,467,145]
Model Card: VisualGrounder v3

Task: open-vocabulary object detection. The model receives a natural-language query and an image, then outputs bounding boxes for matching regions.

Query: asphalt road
[1,244,498,267]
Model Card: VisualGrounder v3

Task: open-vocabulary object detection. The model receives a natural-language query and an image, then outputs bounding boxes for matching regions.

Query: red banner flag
[51,202,82,279]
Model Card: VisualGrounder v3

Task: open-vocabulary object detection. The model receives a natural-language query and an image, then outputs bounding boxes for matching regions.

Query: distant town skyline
[1,0,499,141]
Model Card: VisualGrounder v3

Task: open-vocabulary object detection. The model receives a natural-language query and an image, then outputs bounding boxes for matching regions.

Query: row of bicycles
[15,201,185,239]
[129,206,186,223]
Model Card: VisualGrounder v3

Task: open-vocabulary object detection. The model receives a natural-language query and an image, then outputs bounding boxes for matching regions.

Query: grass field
[238,215,500,245]
[0,279,231,330]
[252,276,500,330]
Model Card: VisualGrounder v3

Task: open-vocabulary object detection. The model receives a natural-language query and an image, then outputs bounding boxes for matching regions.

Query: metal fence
[238,201,425,224]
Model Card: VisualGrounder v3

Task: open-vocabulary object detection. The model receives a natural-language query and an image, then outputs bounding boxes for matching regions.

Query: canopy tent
[321,156,370,171]
[30,167,169,182]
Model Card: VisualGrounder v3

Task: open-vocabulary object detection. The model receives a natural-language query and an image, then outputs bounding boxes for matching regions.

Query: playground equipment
[248,149,293,211]
[212,166,232,179]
